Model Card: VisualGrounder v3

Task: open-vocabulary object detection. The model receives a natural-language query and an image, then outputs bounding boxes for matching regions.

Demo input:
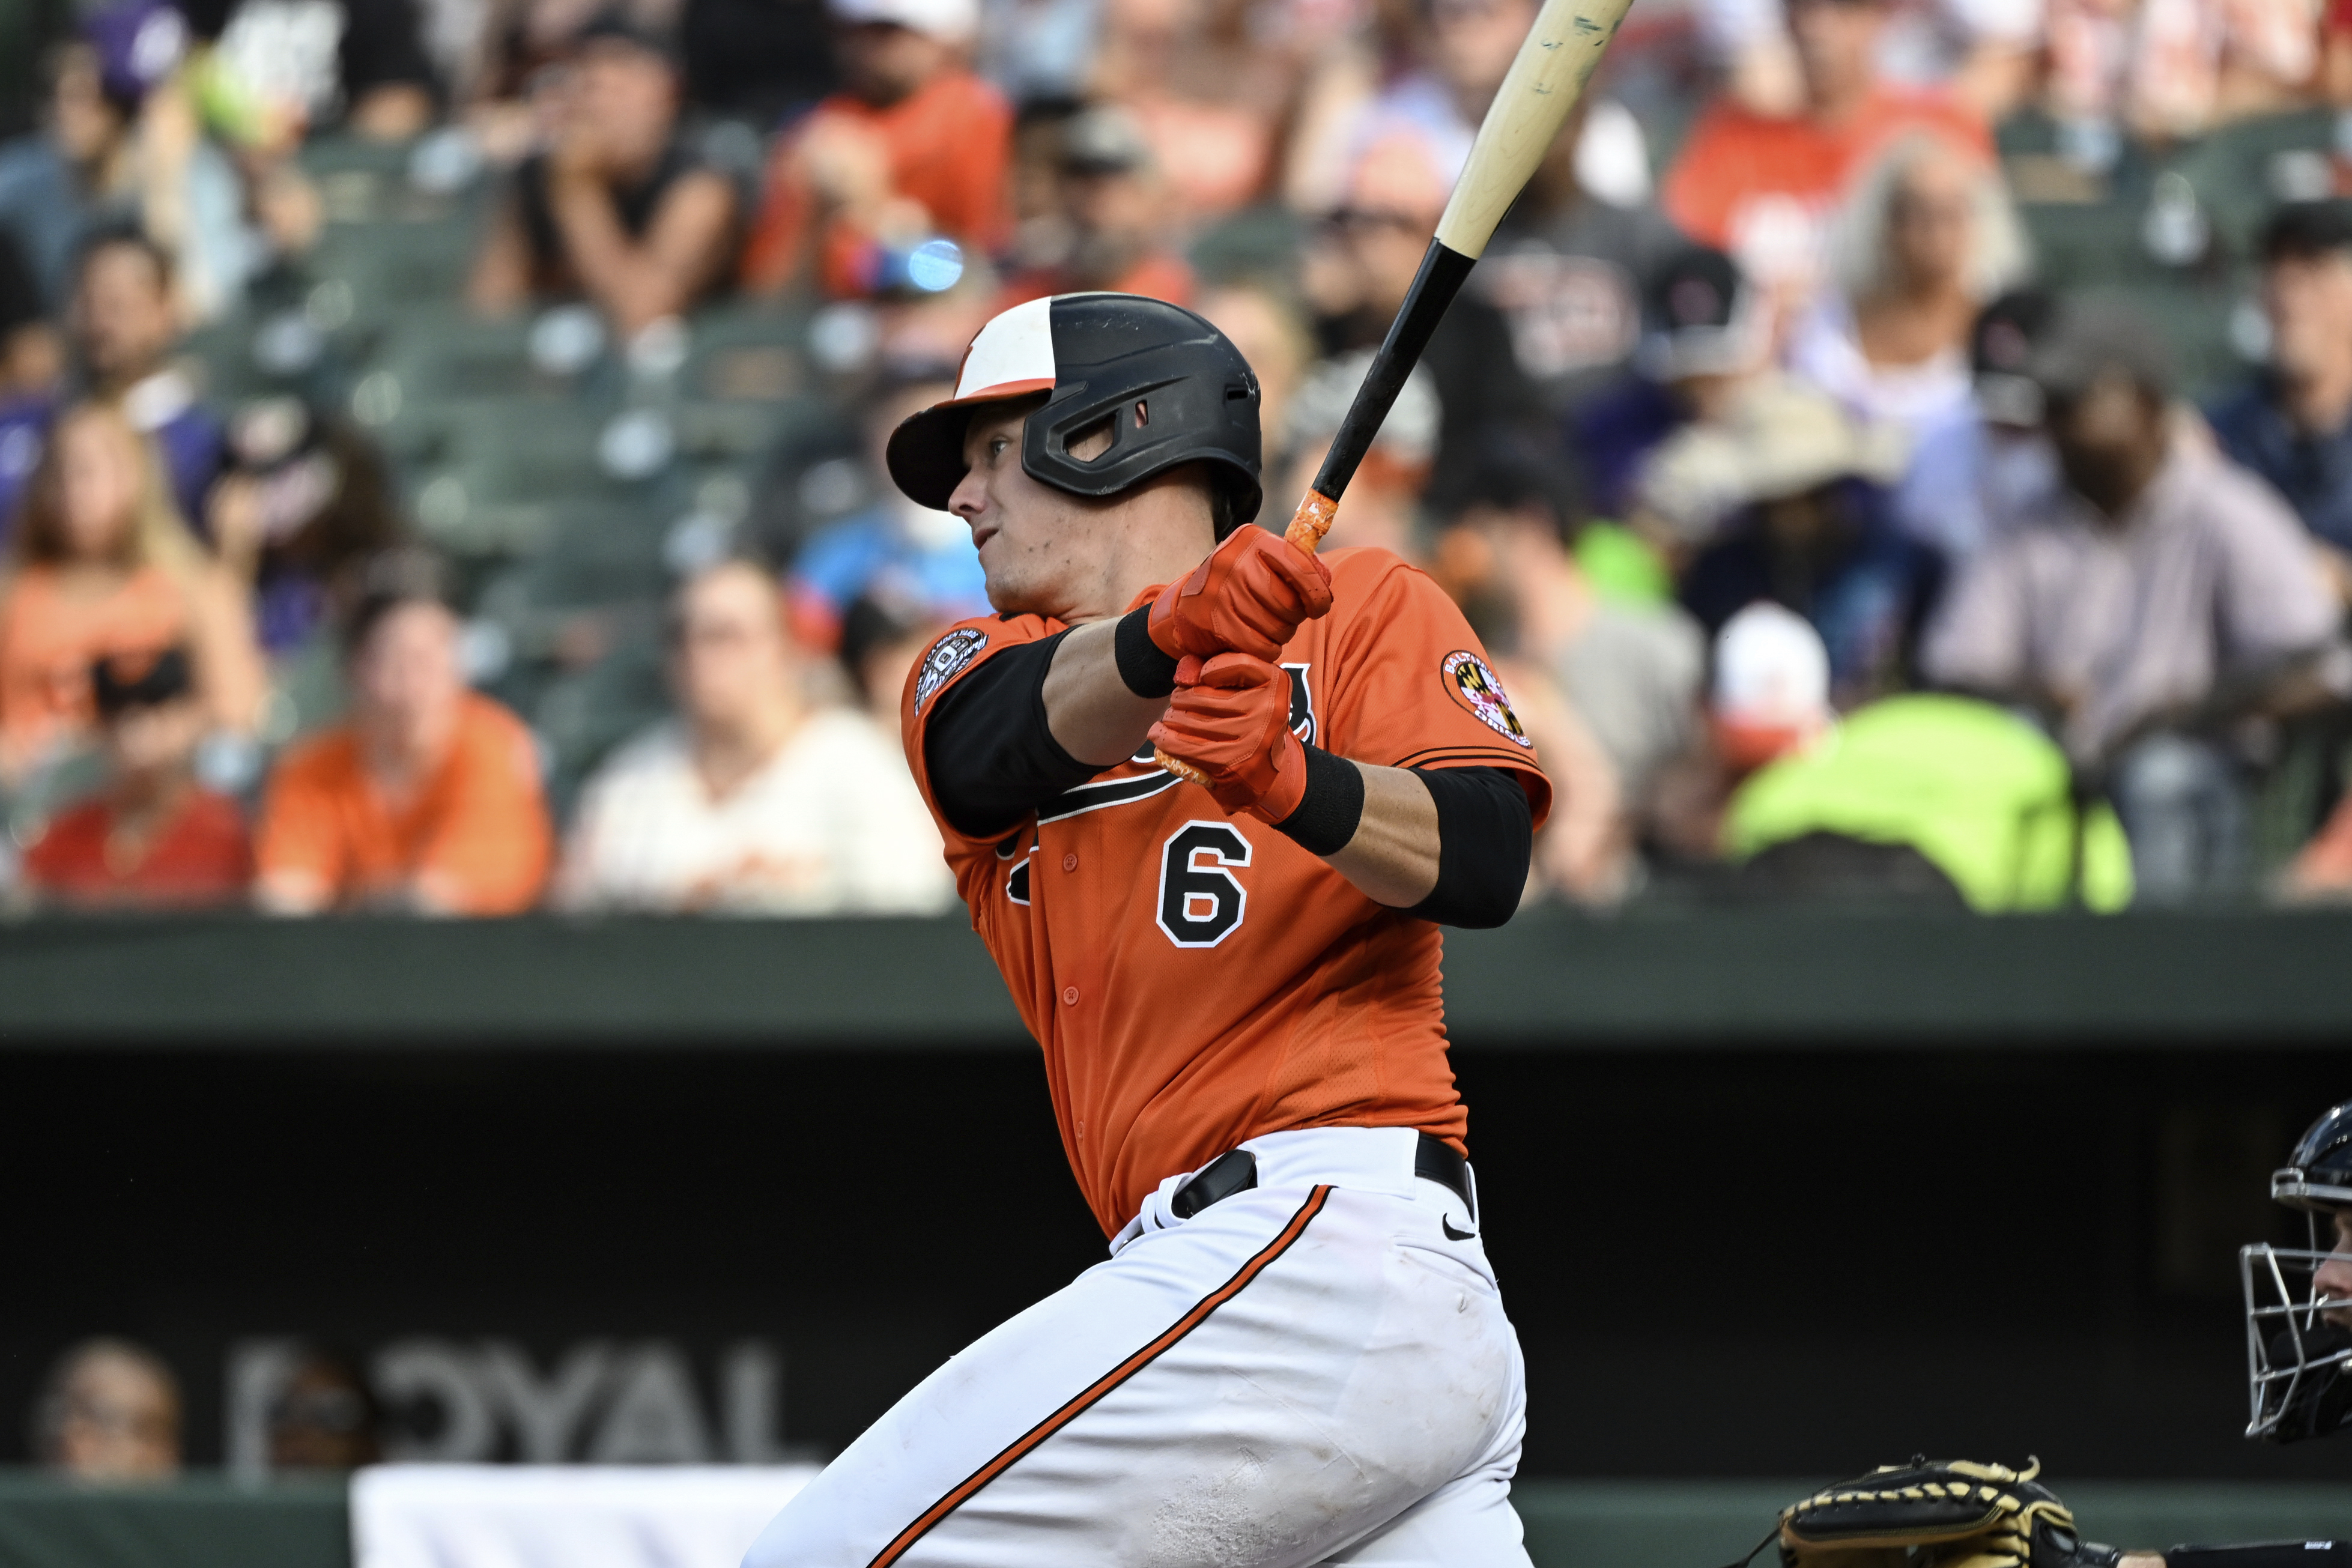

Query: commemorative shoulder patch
[914,626,989,712]
[1440,649,1532,746]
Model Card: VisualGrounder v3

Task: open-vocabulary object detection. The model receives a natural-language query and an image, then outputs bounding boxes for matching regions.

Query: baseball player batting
[738,0,1638,1556]
[744,291,1549,1564]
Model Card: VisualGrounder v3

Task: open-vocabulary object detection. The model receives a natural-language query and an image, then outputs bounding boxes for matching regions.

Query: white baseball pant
[741,1126,1533,1568]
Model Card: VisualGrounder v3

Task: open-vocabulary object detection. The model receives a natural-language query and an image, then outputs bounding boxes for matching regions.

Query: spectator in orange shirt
[996,104,1195,308]
[23,647,252,910]
[255,554,551,916]
[1662,0,1992,309]
[741,0,1012,299]
[0,400,261,779]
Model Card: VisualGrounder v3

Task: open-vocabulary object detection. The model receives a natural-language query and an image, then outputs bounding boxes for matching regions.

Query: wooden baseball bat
[1158,0,1639,788]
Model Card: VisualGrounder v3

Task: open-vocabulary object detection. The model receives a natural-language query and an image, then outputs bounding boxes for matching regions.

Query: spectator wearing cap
[1644,377,1938,706]
[556,560,953,914]
[995,104,1195,307]
[1789,130,2030,441]
[787,366,988,650]
[0,400,261,778]
[32,1339,181,1481]
[2208,204,2352,602]
[22,646,251,909]
[1571,245,1776,519]
[1891,286,2061,562]
[1661,0,1991,311]
[469,14,740,341]
[740,0,1011,300]
[1924,300,2344,900]
[255,555,551,915]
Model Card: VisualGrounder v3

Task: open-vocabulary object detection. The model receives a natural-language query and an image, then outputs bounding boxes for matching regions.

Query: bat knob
[1156,748,1210,787]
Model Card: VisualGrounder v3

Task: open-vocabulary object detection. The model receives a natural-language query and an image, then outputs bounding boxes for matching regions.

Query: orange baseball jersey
[901,546,1552,1237]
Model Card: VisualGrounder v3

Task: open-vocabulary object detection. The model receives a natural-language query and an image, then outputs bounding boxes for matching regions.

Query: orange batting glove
[1147,527,1334,664]
[1147,652,1309,822]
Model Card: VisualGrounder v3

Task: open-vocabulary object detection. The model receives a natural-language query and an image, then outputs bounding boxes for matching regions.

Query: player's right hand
[1148,527,1334,664]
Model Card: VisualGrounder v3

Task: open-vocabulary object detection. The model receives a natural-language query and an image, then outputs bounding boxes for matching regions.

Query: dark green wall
[2,912,2346,1485]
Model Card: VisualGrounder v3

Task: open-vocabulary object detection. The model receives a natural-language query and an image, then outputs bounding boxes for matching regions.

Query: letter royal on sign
[226,1337,789,1475]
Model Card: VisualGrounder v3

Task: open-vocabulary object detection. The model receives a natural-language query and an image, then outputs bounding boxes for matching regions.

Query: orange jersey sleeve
[1314,549,1551,826]
[899,557,1550,1237]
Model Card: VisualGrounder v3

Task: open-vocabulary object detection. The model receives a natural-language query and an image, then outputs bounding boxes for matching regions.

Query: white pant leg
[742,1178,1526,1568]
[1315,1334,1534,1568]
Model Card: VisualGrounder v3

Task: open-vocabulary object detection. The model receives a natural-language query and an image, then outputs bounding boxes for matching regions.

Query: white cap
[1712,602,1830,730]
[829,0,977,40]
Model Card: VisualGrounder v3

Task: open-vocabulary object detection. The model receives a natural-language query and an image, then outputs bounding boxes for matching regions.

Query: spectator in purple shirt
[0,227,226,540]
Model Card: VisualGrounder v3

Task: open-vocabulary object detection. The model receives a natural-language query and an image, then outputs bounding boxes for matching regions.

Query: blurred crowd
[27,1337,380,1478]
[10,0,2352,916]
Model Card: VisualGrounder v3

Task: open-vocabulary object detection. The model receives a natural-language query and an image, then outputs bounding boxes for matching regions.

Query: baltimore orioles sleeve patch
[1440,650,1532,746]
[915,627,991,713]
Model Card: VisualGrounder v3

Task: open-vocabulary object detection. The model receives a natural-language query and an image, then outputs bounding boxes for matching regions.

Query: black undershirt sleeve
[1405,766,1533,929]
[922,631,1103,839]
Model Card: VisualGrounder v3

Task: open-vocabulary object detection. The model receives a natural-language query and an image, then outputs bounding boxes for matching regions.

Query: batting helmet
[885,294,1264,536]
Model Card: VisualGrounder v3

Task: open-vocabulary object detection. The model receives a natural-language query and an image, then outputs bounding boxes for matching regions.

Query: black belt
[1169,1132,1475,1220]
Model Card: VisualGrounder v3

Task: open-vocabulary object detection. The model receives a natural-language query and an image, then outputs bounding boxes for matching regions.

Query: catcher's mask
[2241,1099,2352,1442]
[885,294,1264,539]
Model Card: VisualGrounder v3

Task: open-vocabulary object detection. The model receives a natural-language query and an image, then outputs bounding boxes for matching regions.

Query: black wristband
[1114,605,1180,698]
[1273,745,1365,856]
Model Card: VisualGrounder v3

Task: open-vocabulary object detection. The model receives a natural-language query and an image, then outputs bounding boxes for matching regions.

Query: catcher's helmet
[2241,1100,2352,1442]
[885,294,1264,536]
[2274,1101,2352,1212]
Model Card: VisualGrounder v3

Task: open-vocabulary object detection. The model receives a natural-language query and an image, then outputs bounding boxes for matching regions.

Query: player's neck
[1058,485,1218,624]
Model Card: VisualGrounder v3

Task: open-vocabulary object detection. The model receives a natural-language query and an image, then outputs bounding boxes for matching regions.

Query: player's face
[2316,1211,2352,1330]
[951,402,1121,621]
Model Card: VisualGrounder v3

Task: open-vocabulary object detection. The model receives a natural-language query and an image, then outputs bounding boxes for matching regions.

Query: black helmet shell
[886,293,1263,535]
[2275,1100,2352,1212]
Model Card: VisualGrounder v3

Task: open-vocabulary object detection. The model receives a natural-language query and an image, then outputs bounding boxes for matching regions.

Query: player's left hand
[1147,652,1309,823]
[1148,527,1335,664]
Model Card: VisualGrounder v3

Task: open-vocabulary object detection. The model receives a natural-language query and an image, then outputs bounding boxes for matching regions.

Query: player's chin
[980,562,1047,618]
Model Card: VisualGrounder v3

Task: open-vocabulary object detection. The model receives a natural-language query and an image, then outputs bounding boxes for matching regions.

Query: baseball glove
[1732,1459,2121,1568]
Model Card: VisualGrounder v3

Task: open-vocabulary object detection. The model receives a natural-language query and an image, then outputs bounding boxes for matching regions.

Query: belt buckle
[1170,1148,1258,1219]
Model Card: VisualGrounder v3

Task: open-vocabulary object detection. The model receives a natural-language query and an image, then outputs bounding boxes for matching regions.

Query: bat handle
[1154,489,1338,788]
[1284,489,1338,557]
